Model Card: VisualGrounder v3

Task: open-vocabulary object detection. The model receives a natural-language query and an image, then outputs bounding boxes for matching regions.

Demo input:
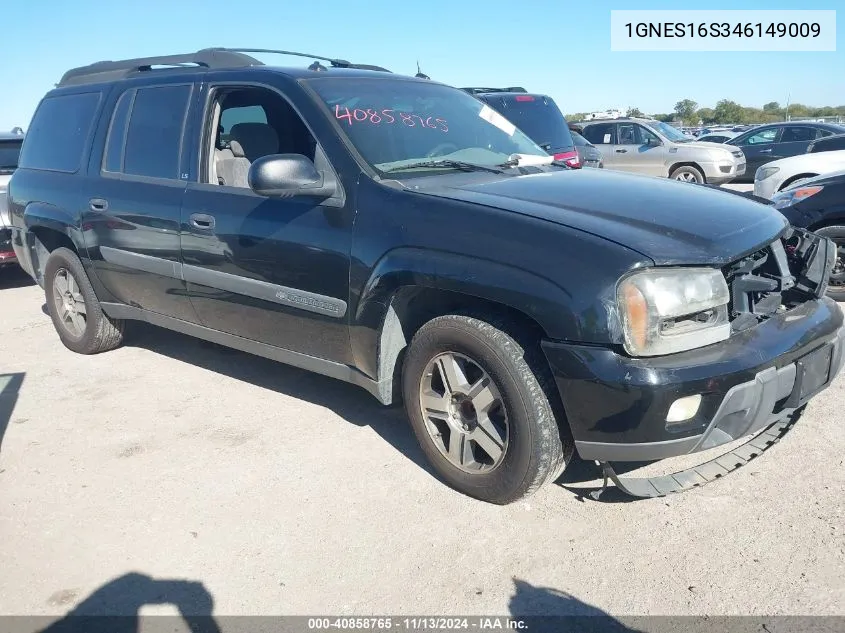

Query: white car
[753,149,845,199]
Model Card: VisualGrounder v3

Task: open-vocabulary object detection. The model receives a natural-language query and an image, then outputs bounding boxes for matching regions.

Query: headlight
[756,166,780,181]
[770,185,824,209]
[617,268,731,356]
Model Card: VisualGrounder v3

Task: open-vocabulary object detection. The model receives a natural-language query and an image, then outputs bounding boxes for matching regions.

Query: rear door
[775,126,826,160]
[581,122,619,169]
[83,78,199,322]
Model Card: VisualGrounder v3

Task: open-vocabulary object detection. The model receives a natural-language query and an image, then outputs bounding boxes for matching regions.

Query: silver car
[576,118,745,184]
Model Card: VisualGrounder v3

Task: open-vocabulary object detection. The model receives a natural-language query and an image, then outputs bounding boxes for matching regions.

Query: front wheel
[816,226,845,302]
[670,165,705,184]
[402,314,571,504]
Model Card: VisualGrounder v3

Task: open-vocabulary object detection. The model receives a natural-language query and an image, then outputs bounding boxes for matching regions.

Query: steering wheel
[427,142,459,158]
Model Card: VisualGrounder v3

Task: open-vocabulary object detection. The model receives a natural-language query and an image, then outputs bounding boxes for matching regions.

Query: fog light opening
[666,394,702,426]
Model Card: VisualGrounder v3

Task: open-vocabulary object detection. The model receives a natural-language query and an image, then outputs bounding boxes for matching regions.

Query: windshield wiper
[497,155,571,169]
[383,159,504,174]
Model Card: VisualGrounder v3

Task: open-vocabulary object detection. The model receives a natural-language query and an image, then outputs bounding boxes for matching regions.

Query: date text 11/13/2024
[334,104,449,132]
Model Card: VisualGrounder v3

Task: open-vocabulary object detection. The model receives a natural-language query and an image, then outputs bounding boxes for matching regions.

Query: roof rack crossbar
[209,48,391,72]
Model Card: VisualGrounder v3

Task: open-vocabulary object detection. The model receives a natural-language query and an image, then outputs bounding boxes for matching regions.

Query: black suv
[9,48,845,504]
[461,88,581,168]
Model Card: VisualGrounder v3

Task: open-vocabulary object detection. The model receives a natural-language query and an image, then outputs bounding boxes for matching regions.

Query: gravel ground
[1,265,843,623]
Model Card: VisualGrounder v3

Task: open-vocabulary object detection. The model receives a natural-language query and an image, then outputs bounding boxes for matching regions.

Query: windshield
[0,140,22,174]
[306,78,548,175]
[651,122,691,143]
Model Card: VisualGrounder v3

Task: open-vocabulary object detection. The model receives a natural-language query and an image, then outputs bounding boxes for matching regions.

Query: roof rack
[57,47,391,87]
[460,86,527,95]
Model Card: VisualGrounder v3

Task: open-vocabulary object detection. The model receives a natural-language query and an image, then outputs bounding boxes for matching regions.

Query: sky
[1,0,842,129]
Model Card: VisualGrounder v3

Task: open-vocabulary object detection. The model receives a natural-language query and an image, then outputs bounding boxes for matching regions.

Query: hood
[415,168,788,265]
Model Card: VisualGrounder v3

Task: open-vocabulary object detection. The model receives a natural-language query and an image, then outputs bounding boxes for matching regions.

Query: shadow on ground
[509,578,644,631]
[0,372,25,456]
[31,572,221,633]
[124,323,431,476]
[0,266,35,290]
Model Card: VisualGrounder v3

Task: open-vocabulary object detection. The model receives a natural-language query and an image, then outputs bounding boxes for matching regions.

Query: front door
[180,81,355,365]
[613,123,667,176]
[734,126,781,177]
[83,81,198,323]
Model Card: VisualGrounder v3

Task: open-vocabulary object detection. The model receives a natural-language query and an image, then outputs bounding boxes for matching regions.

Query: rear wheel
[670,165,705,184]
[44,247,125,354]
[815,226,845,302]
[402,314,571,504]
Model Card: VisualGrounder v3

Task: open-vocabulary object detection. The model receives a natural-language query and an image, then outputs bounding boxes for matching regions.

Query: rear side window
[103,84,192,180]
[485,95,574,152]
[780,127,817,143]
[808,134,845,153]
[0,139,22,175]
[582,123,615,145]
[18,92,101,173]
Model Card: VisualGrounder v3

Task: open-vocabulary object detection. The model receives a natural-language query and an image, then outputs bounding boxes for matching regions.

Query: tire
[44,247,125,354]
[815,225,845,302]
[670,165,705,184]
[402,314,572,504]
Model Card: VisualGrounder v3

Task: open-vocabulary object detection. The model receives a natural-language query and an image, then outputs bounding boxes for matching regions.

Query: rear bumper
[542,297,845,462]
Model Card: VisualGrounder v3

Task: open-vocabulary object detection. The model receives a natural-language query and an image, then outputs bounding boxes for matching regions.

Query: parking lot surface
[1,267,843,620]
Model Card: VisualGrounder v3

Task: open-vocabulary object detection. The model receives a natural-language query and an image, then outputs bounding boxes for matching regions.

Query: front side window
[305,78,547,175]
[741,128,778,145]
[18,92,102,173]
[116,84,193,180]
[650,121,690,142]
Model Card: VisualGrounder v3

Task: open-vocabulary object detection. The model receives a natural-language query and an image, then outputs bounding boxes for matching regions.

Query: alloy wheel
[52,268,87,337]
[418,352,509,473]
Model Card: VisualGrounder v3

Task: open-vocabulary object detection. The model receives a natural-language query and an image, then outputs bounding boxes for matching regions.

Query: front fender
[349,247,620,403]
[355,246,578,338]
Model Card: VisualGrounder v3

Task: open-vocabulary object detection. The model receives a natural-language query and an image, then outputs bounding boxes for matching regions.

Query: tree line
[566,100,845,125]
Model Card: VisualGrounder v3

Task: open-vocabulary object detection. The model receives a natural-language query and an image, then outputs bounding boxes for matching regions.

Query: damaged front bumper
[543,227,844,498]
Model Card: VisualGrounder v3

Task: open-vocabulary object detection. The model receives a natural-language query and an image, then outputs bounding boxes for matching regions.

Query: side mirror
[646,136,662,147]
[248,154,335,199]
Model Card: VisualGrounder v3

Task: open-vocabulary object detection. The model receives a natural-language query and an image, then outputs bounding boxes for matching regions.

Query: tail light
[553,150,581,168]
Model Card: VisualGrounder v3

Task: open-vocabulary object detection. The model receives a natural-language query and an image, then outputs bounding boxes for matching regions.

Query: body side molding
[100,302,382,401]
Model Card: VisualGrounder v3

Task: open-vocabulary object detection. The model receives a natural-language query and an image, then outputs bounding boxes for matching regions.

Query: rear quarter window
[18,91,102,173]
[0,139,22,175]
